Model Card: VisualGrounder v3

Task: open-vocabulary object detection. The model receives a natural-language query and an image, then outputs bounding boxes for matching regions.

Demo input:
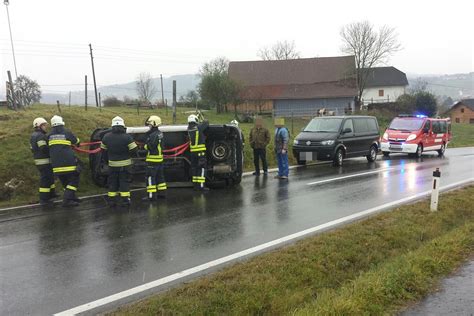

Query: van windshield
[304,118,343,132]
[388,118,424,131]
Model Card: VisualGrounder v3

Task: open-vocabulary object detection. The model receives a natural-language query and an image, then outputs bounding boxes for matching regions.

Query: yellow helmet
[146,115,162,127]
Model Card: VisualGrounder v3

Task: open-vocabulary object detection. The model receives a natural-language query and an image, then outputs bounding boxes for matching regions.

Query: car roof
[311,115,376,119]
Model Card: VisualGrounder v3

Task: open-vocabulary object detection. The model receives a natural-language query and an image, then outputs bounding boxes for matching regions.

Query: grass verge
[110,186,474,315]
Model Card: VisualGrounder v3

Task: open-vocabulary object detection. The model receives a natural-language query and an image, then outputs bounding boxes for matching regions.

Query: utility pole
[68,91,71,107]
[89,43,99,107]
[4,0,18,79]
[160,74,165,105]
[7,70,16,110]
[98,92,102,112]
[172,80,177,124]
[85,75,88,111]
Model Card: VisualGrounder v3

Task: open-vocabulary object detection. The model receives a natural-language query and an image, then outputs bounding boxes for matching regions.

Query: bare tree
[258,40,301,60]
[14,75,41,107]
[340,21,401,104]
[136,72,157,105]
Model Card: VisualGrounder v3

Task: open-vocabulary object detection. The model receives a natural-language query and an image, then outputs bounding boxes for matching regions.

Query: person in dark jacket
[143,115,167,201]
[187,114,209,191]
[47,115,81,207]
[249,117,271,176]
[30,117,57,205]
[100,116,138,206]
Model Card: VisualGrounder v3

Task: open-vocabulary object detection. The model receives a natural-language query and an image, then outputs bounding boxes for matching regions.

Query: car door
[422,120,436,150]
[352,118,371,155]
[339,118,357,157]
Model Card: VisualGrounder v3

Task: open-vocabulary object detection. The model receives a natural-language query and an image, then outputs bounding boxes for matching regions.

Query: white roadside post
[431,168,441,211]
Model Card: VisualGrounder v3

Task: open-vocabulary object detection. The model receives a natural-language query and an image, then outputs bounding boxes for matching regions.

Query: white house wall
[362,86,407,103]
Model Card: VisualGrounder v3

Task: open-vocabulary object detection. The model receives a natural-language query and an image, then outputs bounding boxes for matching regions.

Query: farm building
[228,56,357,117]
[447,98,474,124]
[361,67,409,105]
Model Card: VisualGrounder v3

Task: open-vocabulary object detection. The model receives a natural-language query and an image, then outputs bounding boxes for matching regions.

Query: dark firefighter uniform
[145,127,167,200]
[188,120,209,190]
[100,126,138,205]
[30,129,56,203]
[48,125,81,206]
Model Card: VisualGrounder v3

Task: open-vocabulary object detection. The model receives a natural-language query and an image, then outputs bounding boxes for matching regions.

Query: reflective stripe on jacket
[101,126,137,168]
[145,127,164,163]
[48,126,79,173]
[30,129,51,165]
[188,121,209,153]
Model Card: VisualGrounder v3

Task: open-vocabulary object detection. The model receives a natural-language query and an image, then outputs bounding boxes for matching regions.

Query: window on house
[461,108,465,113]
[378,89,384,97]
[470,119,474,124]
[455,118,460,123]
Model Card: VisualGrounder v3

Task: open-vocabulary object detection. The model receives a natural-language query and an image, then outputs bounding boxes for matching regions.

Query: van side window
[367,118,378,132]
[439,121,447,133]
[432,121,441,134]
[353,118,369,134]
[423,121,431,132]
[342,119,354,135]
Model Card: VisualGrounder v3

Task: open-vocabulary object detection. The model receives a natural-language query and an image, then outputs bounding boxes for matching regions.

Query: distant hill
[407,72,473,100]
[40,74,200,105]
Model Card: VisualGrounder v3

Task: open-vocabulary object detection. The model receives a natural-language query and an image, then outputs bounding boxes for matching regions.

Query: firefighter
[143,115,167,201]
[100,116,137,206]
[30,117,57,205]
[187,114,209,191]
[48,115,81,207]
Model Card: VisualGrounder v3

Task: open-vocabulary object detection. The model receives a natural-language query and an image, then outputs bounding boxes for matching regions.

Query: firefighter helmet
[33,117,48,128]
[187,114,198,123]
[146,115,162,127]
[51,115,65,127]
[111,116,125,127]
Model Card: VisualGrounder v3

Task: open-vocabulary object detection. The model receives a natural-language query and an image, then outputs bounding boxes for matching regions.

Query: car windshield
[304,118,343,132]
[388,118,424,131]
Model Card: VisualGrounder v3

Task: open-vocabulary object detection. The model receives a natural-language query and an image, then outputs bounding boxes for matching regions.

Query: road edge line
[54,178,474,316]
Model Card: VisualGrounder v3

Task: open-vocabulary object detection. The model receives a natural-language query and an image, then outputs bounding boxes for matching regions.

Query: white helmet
[111,116,125,127]
[51,115,65,127]
[230,119,239,127]
[146,115,162,127]
[33,117,48,128]
[188,114,198,123]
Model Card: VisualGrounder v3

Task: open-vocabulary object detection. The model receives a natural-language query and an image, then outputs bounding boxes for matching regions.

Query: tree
[258,40,301,60]
[414,91,437,117]
[102,96,125,107]
[136,72,157,104]
[340,21,401,104]
[14,75,41,107]
[199,57,241,114]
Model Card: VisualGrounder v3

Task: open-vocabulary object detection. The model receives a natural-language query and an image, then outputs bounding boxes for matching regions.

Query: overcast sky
[1,0,473,95]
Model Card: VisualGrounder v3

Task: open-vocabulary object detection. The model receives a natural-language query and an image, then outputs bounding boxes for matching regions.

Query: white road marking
[306,168,394,186]
[54,178,474,316]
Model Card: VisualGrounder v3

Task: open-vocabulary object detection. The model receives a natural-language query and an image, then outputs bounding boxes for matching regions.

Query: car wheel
[296,159,306,165]
[382,151,390,157]
[415,144,423,158]
[437,143,446,157]
[333,148,344,167]
[367,145,378,162]
[210,141,231,162]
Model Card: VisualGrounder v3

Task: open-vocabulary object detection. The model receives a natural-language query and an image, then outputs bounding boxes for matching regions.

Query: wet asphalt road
[1,148,473,315]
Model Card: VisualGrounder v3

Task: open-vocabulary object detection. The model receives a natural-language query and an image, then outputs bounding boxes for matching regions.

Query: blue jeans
[277,152,289,177]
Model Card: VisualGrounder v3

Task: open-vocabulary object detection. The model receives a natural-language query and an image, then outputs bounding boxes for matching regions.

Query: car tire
[296,159,306,165]
[382,151,390,157]
[415,144,423,158]
[437,143,446,157]
[367,145,378,162]
[333,148,344,167]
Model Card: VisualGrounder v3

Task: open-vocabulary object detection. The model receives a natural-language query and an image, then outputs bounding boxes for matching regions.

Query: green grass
[450,123,474,148]
[109,186,474,315]
[0,105,308,206]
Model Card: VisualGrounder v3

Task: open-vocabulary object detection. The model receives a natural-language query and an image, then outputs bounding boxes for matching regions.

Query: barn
[228,56,357,117]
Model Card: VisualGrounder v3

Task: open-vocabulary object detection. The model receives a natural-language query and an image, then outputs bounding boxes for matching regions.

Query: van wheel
[437,143,446,156]
[333,148,344,167]
[382,151,390,157]
[367,145,378,162]
[415,144,423,158]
